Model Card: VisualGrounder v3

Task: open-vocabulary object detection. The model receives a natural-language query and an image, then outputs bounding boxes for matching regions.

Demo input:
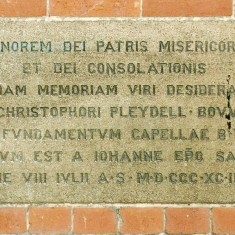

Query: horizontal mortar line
[1,203,235,208]
[0,16,233,22]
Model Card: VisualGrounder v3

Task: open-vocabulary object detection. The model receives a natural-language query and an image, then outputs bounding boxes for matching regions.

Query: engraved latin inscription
[0,21,234,203]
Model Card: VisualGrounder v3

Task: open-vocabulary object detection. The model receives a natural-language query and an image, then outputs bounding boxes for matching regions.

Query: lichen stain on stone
[226,75,232,132]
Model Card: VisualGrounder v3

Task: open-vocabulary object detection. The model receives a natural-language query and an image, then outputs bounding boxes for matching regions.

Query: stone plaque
[1,21,235,203]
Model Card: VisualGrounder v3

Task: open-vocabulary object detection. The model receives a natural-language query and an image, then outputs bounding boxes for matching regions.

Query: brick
[143,0,232,17]
[0,0,46,17]
[120,208,164,234]
[74,208,117,234]
[166,208,210,234]
[51,0,140,17]
[213,208,235,234]
[0,208,26,234]
[29,207,71,234]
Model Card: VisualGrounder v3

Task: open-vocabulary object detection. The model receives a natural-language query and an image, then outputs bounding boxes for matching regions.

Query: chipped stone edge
[1,203,235,207]
[0,16,233,22]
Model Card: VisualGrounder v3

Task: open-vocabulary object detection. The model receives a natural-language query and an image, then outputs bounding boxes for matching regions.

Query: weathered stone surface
[0,21,235,203]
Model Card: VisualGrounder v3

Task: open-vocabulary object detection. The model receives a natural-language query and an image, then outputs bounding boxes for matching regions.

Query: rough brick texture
[213,208,235,234]
[120,208,164,234]
[74,208,117,234]
[29,207,71,234]
[166,208,210,234]
[51,0,140,17]
[143,0,232,17]
[0,208,26,234]
[0,0,46,17]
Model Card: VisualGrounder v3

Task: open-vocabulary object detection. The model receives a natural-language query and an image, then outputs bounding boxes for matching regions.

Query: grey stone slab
[0,21,234,203]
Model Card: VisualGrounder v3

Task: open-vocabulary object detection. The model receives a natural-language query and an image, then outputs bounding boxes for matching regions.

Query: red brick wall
[0,0,234,234]
[0,0,232,17]
[1,206,235,234]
